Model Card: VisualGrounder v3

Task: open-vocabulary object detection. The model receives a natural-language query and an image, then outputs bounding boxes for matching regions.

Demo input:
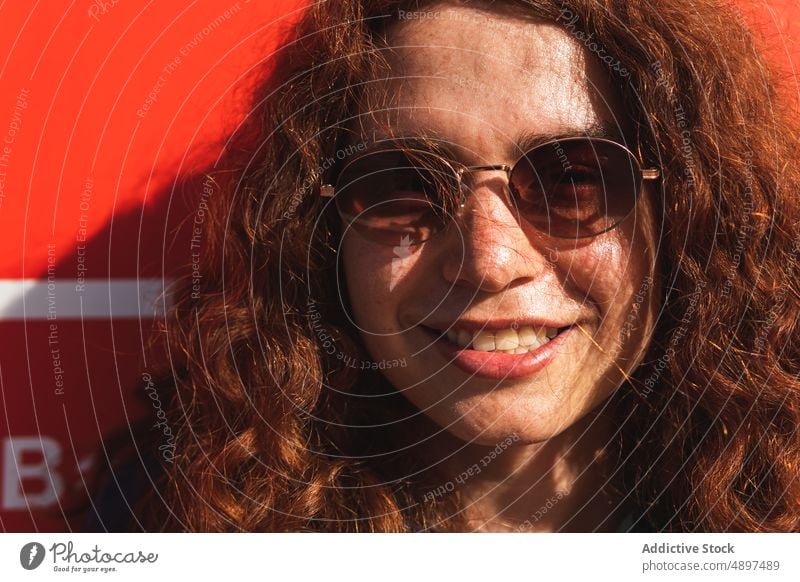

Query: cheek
[559,236,637,310]
[568,218,658,372]
[341,233,422,334]
[559,231,652,354]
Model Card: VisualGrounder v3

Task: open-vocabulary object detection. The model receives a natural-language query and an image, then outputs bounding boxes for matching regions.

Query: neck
[428,408,624,532]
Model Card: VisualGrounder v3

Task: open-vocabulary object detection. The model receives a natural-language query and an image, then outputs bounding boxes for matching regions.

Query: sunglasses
[320,137,660,246]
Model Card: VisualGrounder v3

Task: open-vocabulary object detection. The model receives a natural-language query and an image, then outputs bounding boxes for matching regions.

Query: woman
[143,0,800,532]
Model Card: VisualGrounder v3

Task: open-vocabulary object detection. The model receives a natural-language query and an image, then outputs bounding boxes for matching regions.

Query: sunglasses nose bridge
[456,164,513,207]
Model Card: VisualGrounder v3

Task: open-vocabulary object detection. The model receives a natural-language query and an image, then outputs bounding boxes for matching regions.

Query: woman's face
[341,3,660,445]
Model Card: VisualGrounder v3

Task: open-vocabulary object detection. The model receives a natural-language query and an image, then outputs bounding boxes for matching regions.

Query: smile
[420,322,574,380]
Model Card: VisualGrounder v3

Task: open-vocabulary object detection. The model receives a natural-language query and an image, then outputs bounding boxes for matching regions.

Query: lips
[420,322,574,380]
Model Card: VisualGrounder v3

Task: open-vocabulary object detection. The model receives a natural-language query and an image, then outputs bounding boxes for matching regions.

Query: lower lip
[427,326,572,380]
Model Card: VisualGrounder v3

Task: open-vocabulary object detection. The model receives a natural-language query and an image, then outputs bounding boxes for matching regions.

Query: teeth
[457,330,471,347]
[442,325,562,353]
[472,331,496,352]
[518,325,542,347]
[494,328,519,351]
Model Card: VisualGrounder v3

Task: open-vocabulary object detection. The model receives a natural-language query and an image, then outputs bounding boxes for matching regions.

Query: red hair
[142,0,800,531]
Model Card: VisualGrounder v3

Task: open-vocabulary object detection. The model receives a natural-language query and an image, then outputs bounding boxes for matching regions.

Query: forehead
[359,4,624,160]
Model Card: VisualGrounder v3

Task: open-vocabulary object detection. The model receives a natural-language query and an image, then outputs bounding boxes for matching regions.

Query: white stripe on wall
[0,279,171,320]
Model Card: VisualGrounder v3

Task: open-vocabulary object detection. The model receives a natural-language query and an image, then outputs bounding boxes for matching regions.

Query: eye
[515,164,600,203]
[546,165,605,204]
[333,145,465,244]
[389,166,430,195]
[358,194,434,220]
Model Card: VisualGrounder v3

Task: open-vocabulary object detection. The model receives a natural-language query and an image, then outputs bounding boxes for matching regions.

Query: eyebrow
[512,122,623,156]
[362,121,624,164]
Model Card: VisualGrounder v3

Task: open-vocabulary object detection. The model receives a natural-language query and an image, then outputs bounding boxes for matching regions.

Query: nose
[440,173,550,292]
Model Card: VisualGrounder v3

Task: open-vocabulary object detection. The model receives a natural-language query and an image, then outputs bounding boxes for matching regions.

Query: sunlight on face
[341,3,660,445]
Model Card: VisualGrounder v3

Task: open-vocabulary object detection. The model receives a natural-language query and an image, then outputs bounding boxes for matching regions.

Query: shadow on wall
[17,166,220,532]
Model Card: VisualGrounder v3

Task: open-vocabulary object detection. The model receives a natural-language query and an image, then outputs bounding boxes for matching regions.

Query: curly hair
[143,0,800,532]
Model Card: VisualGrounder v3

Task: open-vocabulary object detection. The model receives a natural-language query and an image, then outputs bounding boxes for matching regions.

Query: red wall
[0,0,307,531]
[0,0,796,532]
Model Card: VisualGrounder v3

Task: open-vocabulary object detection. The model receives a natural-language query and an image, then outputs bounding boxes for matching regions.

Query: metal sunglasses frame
[320,136,661,241]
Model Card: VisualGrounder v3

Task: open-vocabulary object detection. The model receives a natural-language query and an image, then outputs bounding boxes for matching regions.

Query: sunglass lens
[334,150,458,245]
[510,139,641,237]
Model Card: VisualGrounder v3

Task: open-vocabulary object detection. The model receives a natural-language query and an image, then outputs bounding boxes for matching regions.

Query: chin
[413,390,595,446]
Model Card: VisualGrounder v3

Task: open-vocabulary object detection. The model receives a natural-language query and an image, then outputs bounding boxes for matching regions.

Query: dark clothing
[82,453,164,532]
[84,454,663,532]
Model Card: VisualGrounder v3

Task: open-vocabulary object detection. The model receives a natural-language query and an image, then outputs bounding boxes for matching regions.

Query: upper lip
[422,318,574,333]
